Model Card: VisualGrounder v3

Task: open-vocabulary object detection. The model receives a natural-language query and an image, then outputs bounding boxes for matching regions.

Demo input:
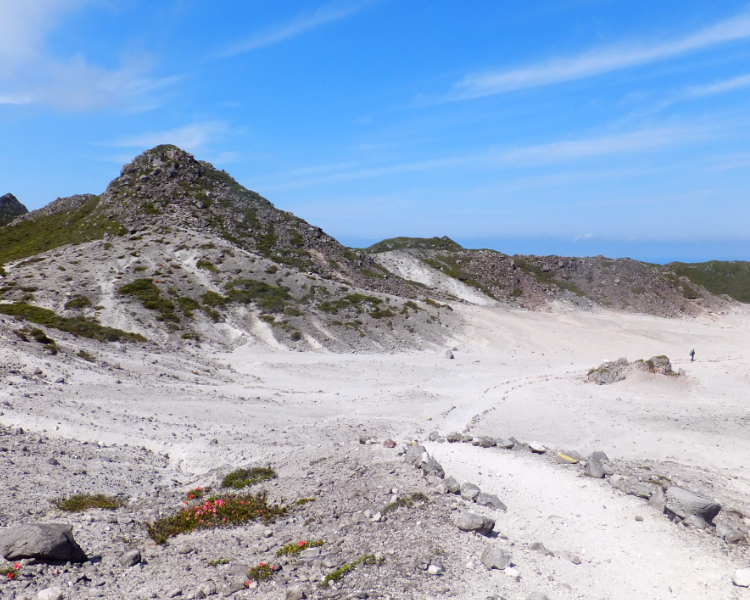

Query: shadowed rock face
[0,193,28,226]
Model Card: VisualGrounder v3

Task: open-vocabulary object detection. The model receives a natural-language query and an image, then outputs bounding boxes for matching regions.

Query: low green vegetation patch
[365,236,463,253]
[146,491,286,544]
[294,497,315,506]
[64,295,93,310]
[0,195,126,265]
[118,278,178,322]
[76,349,96,363]
[52,493,125,512]
[318,293,388,316]
[383,492,429,514]
[0,303,145,342]
[669,260,750,303]
[225,279,292,313]
[222,466,277,489]
[276,539,325,557]
[321,554,381,587]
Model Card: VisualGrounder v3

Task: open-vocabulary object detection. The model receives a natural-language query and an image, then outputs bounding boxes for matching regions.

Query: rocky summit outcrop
[0,193,28,226]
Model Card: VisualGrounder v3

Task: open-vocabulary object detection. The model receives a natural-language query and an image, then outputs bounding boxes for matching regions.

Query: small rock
[199,581,217,597]
[682,514,708,529]
[404,444,426,466]
[220,582,245,597]
[478,436,496,448]
[496,438,514,449]
[422,456,445,478]
[480,546,512,570]
[445,350,454,359]
[624,481,653,499]
[460,482,480,501]
[382,439,396,448]
[446,432,462,443]
[299,547,321,560]
[584,459,605,479]
[527,594,549,600]
[176,545,193,555]
[553,550,581,564]
[428,431,440,441]
[726,529,745,544]
[733,568,750,587]
[590,451,610,463]
[46,457,60,466]
[37,589,64,600]
[427,563,444,575]
[166,589,183,598]
[286,588,307,600]
[443,476,461,494]
[528,441,546,454]
[120,549,141,567]
[529,542,551,556]
[474,493,507,511]
[455,512,494,535]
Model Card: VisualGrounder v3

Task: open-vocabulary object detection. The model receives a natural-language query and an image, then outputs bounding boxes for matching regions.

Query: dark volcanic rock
[0,193,28,226]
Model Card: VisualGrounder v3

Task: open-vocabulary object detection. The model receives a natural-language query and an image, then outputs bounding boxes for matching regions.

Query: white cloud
[0,0,176,111]
[261,126,702,190]
[573,233,594,242]
[219,1,373,58]
[106,121,230,153]
[688,73,750,97]
[451,11,750,99]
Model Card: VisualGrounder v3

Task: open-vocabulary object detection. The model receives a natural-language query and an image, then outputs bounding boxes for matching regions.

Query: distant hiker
[690,349,695,362]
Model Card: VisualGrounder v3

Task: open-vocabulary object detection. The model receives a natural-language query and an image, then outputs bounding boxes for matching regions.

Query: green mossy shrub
[0,303,145,342]
[222,467,277,489]
[225,279,292,313]
[64,295,93,310]
[52,493,124,512]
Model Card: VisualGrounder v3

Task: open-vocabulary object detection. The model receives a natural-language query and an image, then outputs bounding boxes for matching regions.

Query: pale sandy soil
[2,303,750,598]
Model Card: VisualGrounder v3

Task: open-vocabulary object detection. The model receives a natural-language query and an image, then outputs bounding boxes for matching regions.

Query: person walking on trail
[690,349,695,362]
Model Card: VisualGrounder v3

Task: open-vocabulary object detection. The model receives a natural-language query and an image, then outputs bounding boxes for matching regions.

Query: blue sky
[1,1,749,263]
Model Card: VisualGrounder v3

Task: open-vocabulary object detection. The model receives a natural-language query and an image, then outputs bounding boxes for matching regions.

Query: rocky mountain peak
[0,193,28,226]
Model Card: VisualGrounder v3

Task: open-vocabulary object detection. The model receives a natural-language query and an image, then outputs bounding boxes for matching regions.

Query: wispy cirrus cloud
[105,121,231,153]
[0,0,178,111]
[218,0,374,58]
[688,73,750,97]
[450,10,750,100]
[261,126,702,190]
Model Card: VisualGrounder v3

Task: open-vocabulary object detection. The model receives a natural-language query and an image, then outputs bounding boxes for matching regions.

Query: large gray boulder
[588,358,629,385]
[0,523,87,562]
[666,486,721,523]
[480,546,511,570]
[455,512,495,535]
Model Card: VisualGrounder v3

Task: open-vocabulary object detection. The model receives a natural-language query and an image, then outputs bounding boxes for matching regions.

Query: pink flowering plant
[246,562,276,583]
[147,490,286,544]
[0,563,21,579]
[276,539,325,557]
[183,486,210,502]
